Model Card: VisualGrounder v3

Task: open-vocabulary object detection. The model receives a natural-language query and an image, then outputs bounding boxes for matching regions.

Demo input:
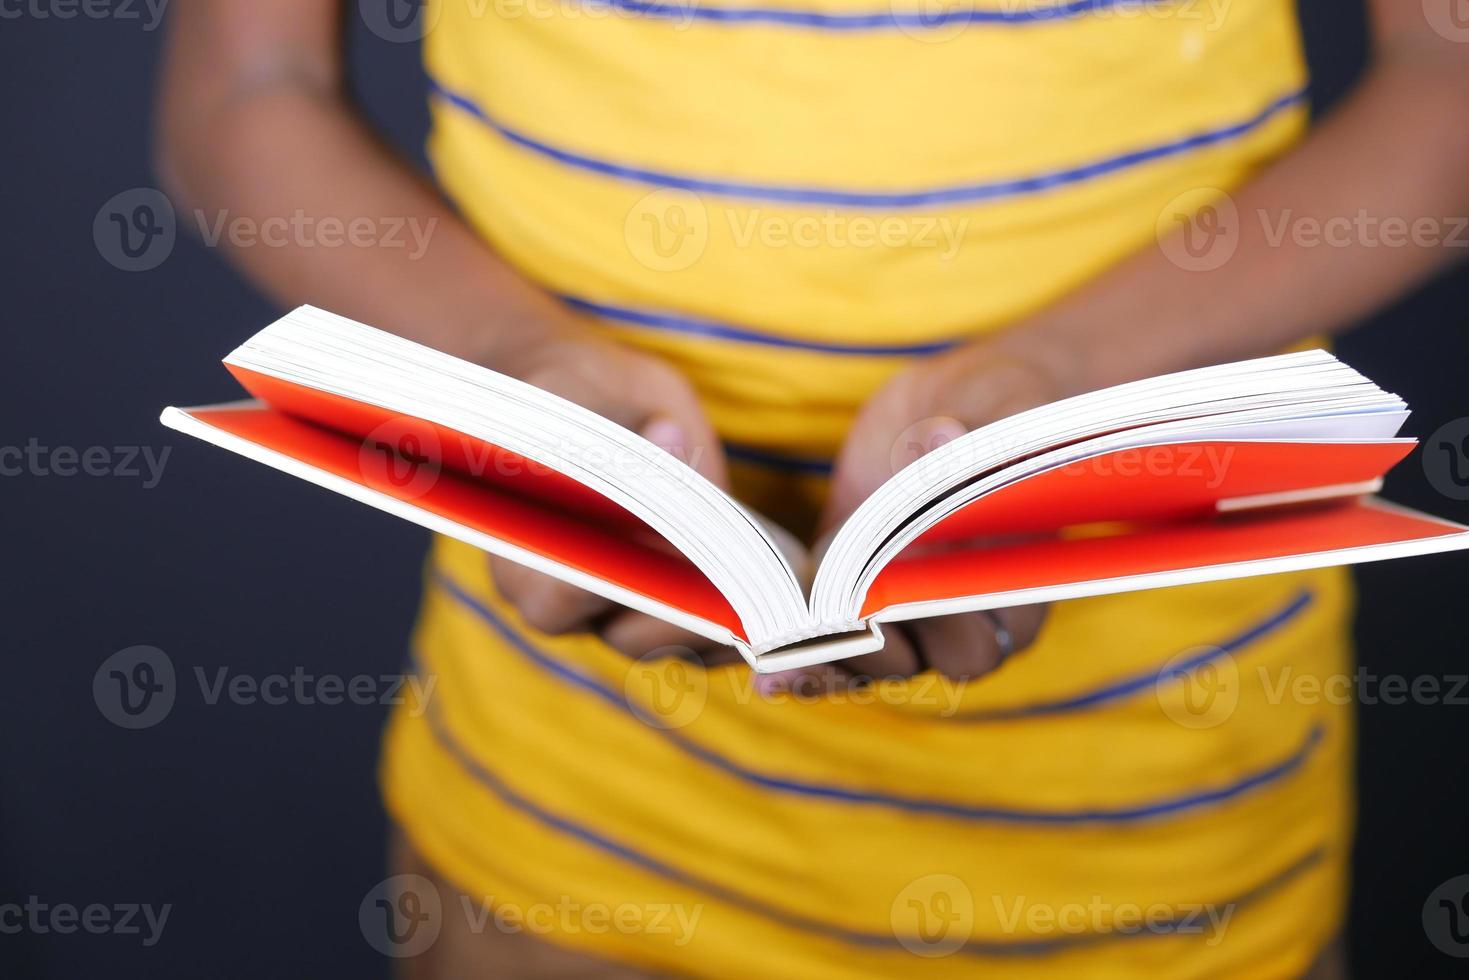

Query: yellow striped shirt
[383,2,1352,974]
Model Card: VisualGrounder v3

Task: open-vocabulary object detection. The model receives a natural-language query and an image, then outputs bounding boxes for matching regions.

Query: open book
[162,306,1469,672]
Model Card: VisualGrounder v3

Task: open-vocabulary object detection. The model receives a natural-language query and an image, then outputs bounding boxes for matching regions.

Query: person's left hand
[770,335,1087,690]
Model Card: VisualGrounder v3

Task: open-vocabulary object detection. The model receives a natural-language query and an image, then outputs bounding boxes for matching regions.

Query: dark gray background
[1,1,1466,975]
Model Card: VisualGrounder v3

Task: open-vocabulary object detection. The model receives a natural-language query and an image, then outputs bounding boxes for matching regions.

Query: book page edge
[160,405,755,666]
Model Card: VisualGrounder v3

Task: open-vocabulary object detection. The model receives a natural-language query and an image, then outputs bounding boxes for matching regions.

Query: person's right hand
[486,319,741,664]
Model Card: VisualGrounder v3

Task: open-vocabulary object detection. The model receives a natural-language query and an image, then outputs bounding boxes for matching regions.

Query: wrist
[978,307,1219,399]
[429,286,605,379]
[932,324,1096,409]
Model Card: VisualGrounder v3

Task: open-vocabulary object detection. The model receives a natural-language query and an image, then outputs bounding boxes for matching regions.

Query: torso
[381,5,1353,975]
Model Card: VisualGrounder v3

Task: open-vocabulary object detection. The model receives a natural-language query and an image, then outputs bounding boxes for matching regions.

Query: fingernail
[917,417,966,457]
[641,417,686,456]
[754,669,793,698]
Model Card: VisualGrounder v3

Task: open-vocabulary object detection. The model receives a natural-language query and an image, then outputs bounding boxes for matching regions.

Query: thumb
[889,415,968,478]
[752,663,851,702]
[821,411,966,535]
[641,413,729,489]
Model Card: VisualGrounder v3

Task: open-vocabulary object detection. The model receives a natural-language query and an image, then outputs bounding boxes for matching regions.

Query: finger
[891,415,969,476]
[631,373,729,489]
[995,603,1048,656]
[907,613,1007,681]
[752,663,851,701]
[598,609,734,663]
[819,352,1065,535]
[489,556,615,635]
[910,604,1049,680]
[821,386,943,534]
[527,346,728,490]
[822,398,972,534]
[832,413,969,532]
[922,347,1070,425]
[835,624,923,681]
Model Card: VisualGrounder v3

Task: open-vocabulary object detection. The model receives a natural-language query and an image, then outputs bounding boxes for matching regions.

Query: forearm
[156,4,574,367]
[1000,33,1469,395]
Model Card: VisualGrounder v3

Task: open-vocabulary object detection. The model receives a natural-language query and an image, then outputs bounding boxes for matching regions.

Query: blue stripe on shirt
[725,442,836,475]
[574,0,1173,30]
[562,294,964,356]
[429,79,1308,209]
[948,589,1313,721]
[431,566,1323,824]
[420,688,1327,955]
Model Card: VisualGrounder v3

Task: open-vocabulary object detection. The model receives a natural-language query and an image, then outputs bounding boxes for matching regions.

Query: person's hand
[487,319,741,664]
[775,335,1088,689]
